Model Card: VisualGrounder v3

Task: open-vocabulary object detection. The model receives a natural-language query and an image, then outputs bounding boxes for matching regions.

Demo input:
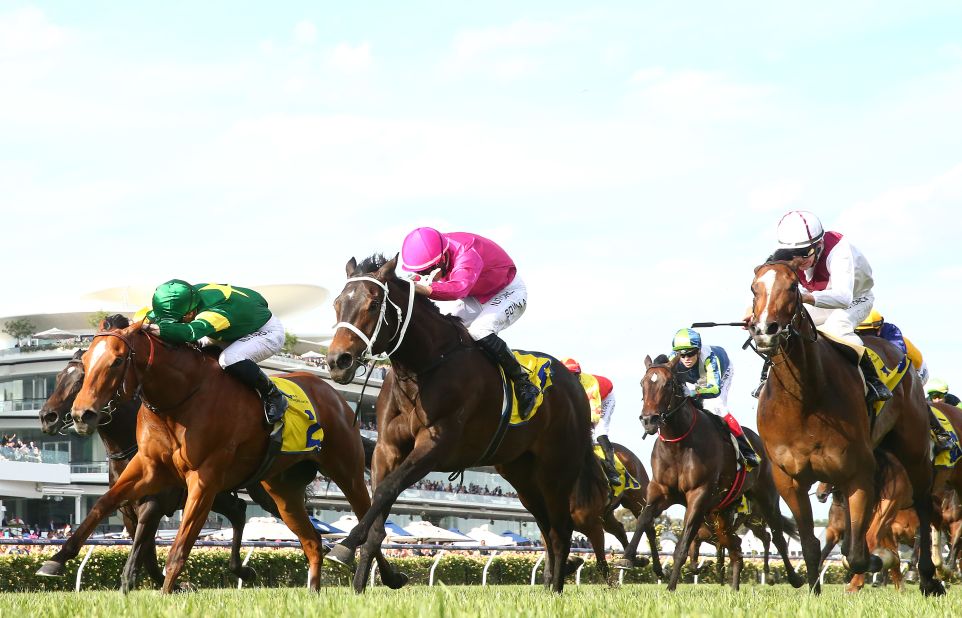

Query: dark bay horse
[38,330,278,592]
[619,355,802,591]
[36,322,405,593]
[324,254,594,593]
[749,261,944,596]
[567,442,662,584]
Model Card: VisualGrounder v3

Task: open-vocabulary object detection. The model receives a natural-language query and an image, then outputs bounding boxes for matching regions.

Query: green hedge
[0,547,954,592]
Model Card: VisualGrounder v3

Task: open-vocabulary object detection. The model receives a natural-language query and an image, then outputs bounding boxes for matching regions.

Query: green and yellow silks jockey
[144,279,288,425]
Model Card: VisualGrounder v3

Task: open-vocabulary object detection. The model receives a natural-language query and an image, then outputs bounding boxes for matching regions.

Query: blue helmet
[672,328,701,352]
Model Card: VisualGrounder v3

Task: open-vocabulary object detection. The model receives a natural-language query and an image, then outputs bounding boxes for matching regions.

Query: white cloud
[328,42,372,74]
[623,69,771,121]
[293,20,317,45]
[0,7,70,58]
[443,19,565,77]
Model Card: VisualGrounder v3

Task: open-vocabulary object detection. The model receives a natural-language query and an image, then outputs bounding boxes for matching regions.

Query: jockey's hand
[414,283,433,296]
[800,292,816,305]
[144,324,160,336]
[422,268,441,284]
[741,306,753,329]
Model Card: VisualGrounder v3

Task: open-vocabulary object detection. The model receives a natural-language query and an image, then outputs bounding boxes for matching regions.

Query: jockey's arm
[157,312,224,344]
[695,353,722,399]
[810,239,856,309]
[427,249,483,301]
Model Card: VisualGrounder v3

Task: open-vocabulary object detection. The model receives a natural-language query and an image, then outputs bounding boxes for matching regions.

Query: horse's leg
[120,496,165,594]
[261,477,325,592]
[911,489,945,595]
[716,546,726,585]
[161,474,218,593]
[841,468,878,575]
[210,491,256,583]
[714,521,743,591]
[820,527,840,568]
[586,520,612,586]
[498,462,556,589]
[667,487,711,592]
[618,485,671,569]
[605,498,650,569]
[770,465,821,593]
[687,538,702,574]
[760,527,773,586]
[38,455,168,577]
[750,482,805,588]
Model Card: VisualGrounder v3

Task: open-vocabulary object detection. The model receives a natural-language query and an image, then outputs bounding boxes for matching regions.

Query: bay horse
[749,260,944,595]
[35,321,406,593]
[815,451,913,592]
[618,355,803,591]
[566,442,663,584]
[38,319,279,592]
[324,254,594,593]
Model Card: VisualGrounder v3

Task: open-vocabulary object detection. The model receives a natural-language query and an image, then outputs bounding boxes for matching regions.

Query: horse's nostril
[766,323,780,335]
[335,353,354,371]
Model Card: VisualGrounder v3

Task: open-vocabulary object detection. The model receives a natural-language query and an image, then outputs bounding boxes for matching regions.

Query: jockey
[926,378,962,409]
[561,358,621,486]
[143,279,288,425]
[671,328,760,470]
[756,210,892,403]
[401,227,540,419]
[855,309,928,383]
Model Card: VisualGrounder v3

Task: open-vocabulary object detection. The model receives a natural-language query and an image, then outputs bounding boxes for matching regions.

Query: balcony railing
[0,446,69,465]
[0,398,46,414]
[70,461,109,474]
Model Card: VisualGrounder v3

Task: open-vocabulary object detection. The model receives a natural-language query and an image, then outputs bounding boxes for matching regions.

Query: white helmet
[777,210,824,249]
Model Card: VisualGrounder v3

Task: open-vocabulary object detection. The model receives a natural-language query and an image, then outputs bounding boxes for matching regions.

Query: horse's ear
[72,349,85,360]
[644,355,653,369]
[98,318,110,330]
[345,257,358,277]
[377,253,399,279]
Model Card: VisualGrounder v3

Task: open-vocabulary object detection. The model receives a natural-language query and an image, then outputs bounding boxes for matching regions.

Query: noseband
[333,276,415,362]
[746,271,817,360]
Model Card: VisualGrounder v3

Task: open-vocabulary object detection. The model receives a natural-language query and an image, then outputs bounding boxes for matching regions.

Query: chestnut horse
[816,452,913,592]
[619,355,803,591]
[749,261,943,595]
[567,442,662,584]
[324,254,594,593]
[38,327,279,592]
[35,322,406,593]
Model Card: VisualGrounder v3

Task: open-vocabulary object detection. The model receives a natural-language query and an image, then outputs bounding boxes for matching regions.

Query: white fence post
[574,559,585,586]
[238,547,255,590]
[429,551,446,586]
[75,546,95,592]
[482,551,499,587]
[370,558,378,587]
[694,558,707,585]
[530,552,546,586]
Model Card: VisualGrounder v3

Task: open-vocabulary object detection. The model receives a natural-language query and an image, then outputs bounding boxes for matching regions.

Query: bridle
[744,266,818,362]
[333,276,415,362]
[642,366,694,441]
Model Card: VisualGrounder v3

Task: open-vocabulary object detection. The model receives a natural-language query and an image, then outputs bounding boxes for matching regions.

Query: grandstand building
[0,285,535,539]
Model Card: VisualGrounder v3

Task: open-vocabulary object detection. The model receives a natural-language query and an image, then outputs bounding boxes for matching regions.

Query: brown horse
[618,355,803,591]
[324,254,594,593]
[567,442,663,584]
[37,321,280,592]
[35,322,406,593]
[749,260,944,595]
[937,489,962,573]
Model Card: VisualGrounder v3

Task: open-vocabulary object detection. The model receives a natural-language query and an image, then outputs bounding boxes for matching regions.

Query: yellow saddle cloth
[931,405,962,468]
[500,351,554,425]
[270,377,324,454]
[593,445,642,499]
[818,329,911,417]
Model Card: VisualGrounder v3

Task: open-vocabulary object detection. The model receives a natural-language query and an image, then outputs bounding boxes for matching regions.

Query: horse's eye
[369,301,381,312]
[111,357,124,367]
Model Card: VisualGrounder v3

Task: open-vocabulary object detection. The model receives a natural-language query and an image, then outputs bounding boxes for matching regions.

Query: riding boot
[858,354,893,403]
[596,434,622,486]
[225,359,289,426]
[929,410,955,451]
[722,413,761,470]
[751,360,771,399]
[476,333,541,420]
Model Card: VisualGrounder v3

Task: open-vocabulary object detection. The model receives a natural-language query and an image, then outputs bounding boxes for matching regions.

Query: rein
[658,404,698,443]
[744,277,818,363]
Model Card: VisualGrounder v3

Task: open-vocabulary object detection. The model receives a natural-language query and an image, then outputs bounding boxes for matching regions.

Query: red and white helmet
[776,210,824,249]
[401,227,449,272]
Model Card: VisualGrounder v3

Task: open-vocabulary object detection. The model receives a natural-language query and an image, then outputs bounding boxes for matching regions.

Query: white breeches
[440,275,528,340]
[592,393,615,439]
[694,364,733,417]
[807,293,874,346]
[214,315,286,368]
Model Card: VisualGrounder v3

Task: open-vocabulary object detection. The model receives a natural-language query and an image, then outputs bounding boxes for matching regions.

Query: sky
[3,2,962,517]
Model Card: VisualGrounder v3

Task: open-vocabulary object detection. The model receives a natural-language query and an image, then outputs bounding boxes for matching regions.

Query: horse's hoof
[238,566,257,583]
[613,557,644,569]
[868,554,884,573]
[922,579,946,597]
[36,561,65,577]
[174,581,197,594]
[381,570,409,590]
[325,544,357,572]
[563,556,584,576]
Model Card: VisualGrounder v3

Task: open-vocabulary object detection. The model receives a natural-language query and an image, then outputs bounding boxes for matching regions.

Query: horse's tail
[779,514,800,540]
[573,443,607,512]
[361,435,377,470]
[873,448,894,497]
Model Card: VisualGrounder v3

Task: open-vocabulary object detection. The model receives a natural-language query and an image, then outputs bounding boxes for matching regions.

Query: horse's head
[39,349,86,435]
[328,254,408,384]
[815,481,834,503]
[71,320,143,436]
[639,354,688,436]
[749,261,807,354]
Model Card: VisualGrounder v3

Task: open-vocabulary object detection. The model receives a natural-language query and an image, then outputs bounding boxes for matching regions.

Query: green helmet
[672,328,701,352]
[926,378,950,396]
[148,279,198,323]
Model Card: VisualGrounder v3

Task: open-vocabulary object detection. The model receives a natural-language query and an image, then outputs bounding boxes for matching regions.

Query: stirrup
[751,380,766,399]
[865,381,892,403]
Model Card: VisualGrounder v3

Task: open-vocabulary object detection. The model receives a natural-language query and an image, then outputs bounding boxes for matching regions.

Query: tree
[87,311,110,329]
[283,331,299,355]
[2,319,37,346]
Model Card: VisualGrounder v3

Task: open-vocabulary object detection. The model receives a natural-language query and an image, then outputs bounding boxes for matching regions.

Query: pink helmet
[401,227,449,272]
